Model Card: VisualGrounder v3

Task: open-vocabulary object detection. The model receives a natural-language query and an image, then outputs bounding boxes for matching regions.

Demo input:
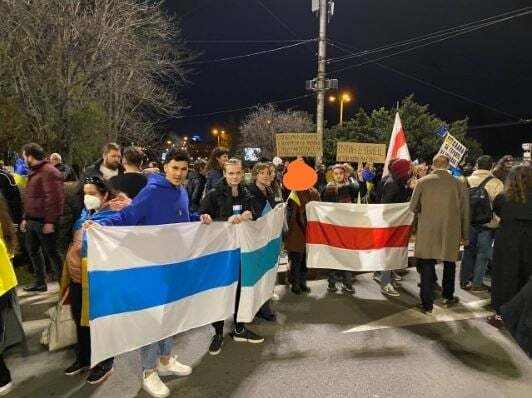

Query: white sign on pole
[436,133,467,168]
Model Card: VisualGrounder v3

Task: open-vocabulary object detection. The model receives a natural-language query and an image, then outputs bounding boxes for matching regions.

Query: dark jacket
[55,163,77,182]
[0,170,23,224]
[247,183,279,218]
[205,168,224,192]
[321,182,358,204]
[99,173,199,226]
[491,192,532,313]
[23,161,64,224]
[285,188,320,253]
[381,176,412,204]
[82,158,124,180]
[187,170,207,213]
[199,179,255,221]
[500,276,532,358]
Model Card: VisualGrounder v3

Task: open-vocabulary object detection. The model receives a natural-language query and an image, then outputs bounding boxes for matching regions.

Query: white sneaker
[0,381,13,396]
[271,292,280,301]
[381,283,400,297]
[142,371,170,398]
[156,356,192,377]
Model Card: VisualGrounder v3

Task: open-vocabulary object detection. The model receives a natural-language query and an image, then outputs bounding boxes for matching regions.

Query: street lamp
[329,92,352,127]
[212,129,220,145]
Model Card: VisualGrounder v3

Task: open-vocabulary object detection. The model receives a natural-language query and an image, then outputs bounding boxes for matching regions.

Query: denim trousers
[140,337,173,370]
[460,226,495,287]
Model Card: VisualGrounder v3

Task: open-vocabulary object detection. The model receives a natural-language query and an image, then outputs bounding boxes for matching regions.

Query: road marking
[343,299,493,334]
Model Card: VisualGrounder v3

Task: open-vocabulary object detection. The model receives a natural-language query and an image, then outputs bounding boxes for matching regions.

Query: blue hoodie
[99,173,199,226]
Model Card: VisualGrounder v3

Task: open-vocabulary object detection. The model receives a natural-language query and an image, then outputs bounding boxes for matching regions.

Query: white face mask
[84,194,102,211]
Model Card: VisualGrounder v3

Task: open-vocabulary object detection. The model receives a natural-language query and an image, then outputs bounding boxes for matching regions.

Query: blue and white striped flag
[237,204,285,322]
[87,222,240,366]
[87,204,286,365]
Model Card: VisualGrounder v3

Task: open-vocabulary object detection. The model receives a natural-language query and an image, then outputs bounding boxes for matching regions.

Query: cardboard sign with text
[275,133,323,157]
[436,133,467,168]
[336,142,386,163]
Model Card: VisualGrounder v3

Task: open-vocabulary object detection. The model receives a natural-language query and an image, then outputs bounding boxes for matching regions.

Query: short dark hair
[83,175,115,198]
[164,148,190,165]
[103,142,121,155]
[22,143,45,161]
[476,155,493,171]
[122,146,145,168]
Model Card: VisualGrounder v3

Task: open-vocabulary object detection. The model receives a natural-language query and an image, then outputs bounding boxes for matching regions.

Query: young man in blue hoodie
[88,149,212,398]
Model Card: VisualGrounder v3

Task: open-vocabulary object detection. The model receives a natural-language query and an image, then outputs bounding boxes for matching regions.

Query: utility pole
[316,0,328,145]
[307,1,336,163]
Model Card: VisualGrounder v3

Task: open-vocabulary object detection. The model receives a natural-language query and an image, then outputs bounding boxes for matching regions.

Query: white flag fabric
[306,202,414,271]
[382,112,411,177]
[237,204,285,322]
[86,205,285,366]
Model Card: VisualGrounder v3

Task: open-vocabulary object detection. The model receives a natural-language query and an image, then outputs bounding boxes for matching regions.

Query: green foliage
[324,95,483,164]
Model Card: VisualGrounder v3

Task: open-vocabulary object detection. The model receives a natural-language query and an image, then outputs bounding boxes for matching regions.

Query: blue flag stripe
[240,237,282,287]
[88,249,240,320]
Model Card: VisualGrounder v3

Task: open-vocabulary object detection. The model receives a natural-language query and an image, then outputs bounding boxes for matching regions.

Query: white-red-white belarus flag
[306,202,414,271]
[382,112,410,177]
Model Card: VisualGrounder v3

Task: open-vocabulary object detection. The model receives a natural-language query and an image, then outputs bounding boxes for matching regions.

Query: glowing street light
[329,92,353,127]
[212,128,220,145]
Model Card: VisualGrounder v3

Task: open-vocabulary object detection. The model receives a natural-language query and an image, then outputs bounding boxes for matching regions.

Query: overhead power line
[183,39,315,65]
[187,39,312,44]
[177,94,313,119]
[327,6,532,69]
[327,39,518,119]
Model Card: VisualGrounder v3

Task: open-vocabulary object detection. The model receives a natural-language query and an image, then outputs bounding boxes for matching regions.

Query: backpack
[468,176,493,225]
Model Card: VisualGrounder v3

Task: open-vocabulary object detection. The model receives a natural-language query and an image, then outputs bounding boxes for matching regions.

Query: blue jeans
[140,337,173,370]
[380,271,392,288]
[460,226,495,287]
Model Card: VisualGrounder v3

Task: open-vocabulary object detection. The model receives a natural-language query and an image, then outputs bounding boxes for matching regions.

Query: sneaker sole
[157,368,192,377]
[142,384,170,398]
[381,291,400,297]
[232,336,265,344]
[65,366,90,376]
[87,368,114,385]
[209,348,222,356]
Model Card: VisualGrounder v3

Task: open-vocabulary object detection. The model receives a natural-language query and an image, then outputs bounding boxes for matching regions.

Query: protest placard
[436,133,467,168]
[336,142,386,163]
[275,133,323,157]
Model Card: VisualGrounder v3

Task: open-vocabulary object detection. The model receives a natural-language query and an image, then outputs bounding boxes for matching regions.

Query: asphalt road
[7,265,532,398]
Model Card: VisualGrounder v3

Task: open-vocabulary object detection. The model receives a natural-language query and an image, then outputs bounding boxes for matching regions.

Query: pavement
[6,264,532,398]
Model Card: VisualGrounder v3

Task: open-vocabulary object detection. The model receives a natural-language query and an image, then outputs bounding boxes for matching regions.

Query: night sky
[165,0,532,157]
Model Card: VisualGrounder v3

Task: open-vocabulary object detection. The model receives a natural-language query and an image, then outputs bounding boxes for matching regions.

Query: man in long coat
[410,155,470,313]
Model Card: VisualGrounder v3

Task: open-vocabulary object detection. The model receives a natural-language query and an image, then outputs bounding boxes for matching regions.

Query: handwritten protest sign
[275,133,323,157]
[336,142,386,163]
[436,133,467,168]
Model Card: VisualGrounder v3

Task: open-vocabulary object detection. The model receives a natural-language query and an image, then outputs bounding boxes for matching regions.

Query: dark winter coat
[381,175,412,204]
[199,179,256,221]
[187,171,207,213]
[491,192,532,313]
[82,158,124,180]
[0,170,22,224]
[500,276,532,358]
[285,188,320,253]
[321,183,358,204]
[23,161,64,224]
[247,183,279,218]
[205,168,224,192]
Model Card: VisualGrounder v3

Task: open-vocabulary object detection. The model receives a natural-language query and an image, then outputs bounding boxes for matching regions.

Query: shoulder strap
[478,176,493,189]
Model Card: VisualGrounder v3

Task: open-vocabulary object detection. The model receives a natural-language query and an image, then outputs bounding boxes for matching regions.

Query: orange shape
[283,160,317,191]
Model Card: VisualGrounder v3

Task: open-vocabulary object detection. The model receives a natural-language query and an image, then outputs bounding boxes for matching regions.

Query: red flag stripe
[391,127,406,159]
[307,221,412,250]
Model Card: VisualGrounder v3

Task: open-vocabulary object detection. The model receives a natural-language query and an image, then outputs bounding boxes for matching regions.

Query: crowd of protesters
[0,141,530,397]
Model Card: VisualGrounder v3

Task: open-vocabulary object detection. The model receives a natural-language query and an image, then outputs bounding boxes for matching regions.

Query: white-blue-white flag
[86,204,286,365]
[87,222,239,366]
[237,204,285,322]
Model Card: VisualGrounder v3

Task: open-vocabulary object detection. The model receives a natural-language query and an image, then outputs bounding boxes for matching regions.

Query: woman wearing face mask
[61,176,120,385]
